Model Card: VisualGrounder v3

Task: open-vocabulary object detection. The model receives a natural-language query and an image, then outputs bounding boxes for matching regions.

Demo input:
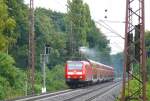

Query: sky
[24,0,150,54]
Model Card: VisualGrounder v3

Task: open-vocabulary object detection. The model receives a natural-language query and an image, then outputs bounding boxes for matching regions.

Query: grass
[116,80,150,101]
[147,81,150,101]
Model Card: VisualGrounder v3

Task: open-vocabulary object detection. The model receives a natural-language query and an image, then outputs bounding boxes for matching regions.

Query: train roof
[67,60,90,64]
[67,59,113,69]
[88,59,114,69]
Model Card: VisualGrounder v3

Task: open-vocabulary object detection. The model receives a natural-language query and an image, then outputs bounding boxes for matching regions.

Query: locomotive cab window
[68,62,83,70]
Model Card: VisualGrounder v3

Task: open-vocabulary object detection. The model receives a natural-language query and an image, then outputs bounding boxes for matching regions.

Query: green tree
[35,8,67,67]
[0,52,26,99]
[111,52,123,77]
[67,0,111,64]
[145,31,150,54]
[67,0,89,56]
[87,20,111,64]
[145,31,150,79]
[6,0,29,68]
[0,0,16,52]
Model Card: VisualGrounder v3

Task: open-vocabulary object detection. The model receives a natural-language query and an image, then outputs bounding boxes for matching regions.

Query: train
[65,59,114,88]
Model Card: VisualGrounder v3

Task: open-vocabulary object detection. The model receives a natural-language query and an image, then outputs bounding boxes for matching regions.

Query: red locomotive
[65,59,114,88]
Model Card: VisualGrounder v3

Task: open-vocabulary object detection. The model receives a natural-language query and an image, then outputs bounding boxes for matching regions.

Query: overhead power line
[55,0,67,12]
[98,19,125,23]
[95,20,125,40]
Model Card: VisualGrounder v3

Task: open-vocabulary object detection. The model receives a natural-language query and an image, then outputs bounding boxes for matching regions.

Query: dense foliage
[34,8,67,68]
[0,52,26,99]
[145,31,150,79]
[111,52,123,77]
[0,0,16,52]
[6,0,29,69]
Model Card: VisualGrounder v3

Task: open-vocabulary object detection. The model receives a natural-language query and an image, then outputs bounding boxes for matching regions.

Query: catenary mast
[121,0,147,101]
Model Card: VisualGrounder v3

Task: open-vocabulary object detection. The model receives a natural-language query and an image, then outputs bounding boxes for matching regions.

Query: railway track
[14,89,75,101]
[35,81,120,101]
[13,81,121,101]
[85,82,120,101]
[63,81,120,101]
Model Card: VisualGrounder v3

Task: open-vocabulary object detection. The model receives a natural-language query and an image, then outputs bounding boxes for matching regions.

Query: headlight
[68,76,71,78]
[79,76,82,78]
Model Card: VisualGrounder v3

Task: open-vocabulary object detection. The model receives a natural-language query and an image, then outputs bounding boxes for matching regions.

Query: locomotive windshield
[68,62,83,70]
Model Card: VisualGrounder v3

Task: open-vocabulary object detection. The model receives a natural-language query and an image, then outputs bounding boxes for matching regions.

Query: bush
[147,81,150,101]
[46,64,68,92]
[0,52,68,100]
[33,64,68,94]
[147,58,150,80]
[0,52,27,100]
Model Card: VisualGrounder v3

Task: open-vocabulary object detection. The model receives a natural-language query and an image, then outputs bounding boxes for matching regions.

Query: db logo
[73,70,76,74]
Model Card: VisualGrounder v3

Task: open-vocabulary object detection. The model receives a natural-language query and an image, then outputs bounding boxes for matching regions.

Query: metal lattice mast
[121,0,147,101]
[28,0,35,95]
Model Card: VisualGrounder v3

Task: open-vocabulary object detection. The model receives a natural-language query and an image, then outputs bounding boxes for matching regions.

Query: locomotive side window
[68,62,83,70]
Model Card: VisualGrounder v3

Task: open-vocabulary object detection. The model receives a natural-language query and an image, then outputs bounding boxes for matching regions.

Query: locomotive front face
[66,61,83,79]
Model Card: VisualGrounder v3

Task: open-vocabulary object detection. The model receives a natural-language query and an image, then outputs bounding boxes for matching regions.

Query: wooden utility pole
[28,0,35,95]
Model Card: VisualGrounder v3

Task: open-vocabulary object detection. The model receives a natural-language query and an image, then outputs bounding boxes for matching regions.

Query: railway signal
[40,45,50,93]
[134,24,141,62]
[121,0,147,101]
